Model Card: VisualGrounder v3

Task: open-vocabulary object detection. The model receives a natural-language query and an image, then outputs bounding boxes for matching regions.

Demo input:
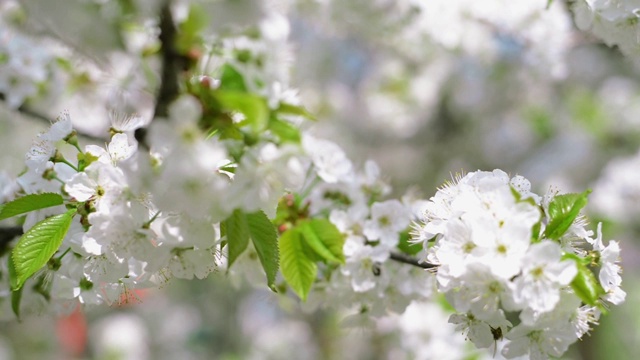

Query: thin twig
[389,251,438,269]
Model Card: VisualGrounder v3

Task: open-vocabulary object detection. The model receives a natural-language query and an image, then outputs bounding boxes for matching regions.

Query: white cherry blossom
[510,241,577,314]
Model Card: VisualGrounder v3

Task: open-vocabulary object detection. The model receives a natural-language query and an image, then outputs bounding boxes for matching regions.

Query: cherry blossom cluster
[293,138,434,315]
[0,1,631,359]
[572,0,640,60]
[2,103,425,321]
[0,0,306,319]
[413,170,624,359]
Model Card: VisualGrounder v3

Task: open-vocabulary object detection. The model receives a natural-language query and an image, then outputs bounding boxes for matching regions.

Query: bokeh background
[1,0,639,359]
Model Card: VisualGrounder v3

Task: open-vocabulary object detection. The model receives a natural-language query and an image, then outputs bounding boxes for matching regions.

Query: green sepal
[0,193,64,221]
[510,185,537,207]
[11,208,77,290]
[77,151,99,172]
[544,190,591,241]
[563,253,606,309]
[531,220,542,243]
[397,231,422,255]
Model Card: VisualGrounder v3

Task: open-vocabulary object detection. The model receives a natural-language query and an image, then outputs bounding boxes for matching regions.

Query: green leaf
[215,91,269,133]
[219,64,247,92]
[279,228,317,301]
[397,231,422,255]
[224,210,280,290]
[176,3,208,53]
[269,118,301,143]
[7,256,21,320]
[219,220,227,239]
[224,210,250,269]
[299,238,325,263]
[7,255,18,290]
[277,103,316,121]
[564,253,606,307]
[0,193,64,221]
[11,208,77,290]
[544,190,591,240]
[531,221,542,243]
[299,219,345,264]
[181,4,208,35]
[246,211,279,291]
[11,286,22,321]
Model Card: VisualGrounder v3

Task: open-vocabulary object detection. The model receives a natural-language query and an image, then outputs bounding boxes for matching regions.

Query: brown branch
[136,1,188,147]
[389,251,438,269]
[0,226,22,256]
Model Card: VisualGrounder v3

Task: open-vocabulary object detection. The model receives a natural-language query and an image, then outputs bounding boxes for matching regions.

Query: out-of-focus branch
[136,1,188,147]
[0,226,22,252]
[153,2,184,119]
[389,251,438,269]
[0,94,107,143]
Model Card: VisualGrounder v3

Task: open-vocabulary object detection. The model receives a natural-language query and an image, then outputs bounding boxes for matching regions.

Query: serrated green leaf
[299,219,345,264]
[279,228,316,301]
[246,211,279,291]
[397,231,422,255]
[564,254,605,307]
[216,91,269,133]
[225,209,250,269]
[0,193,64,221]
[11,208,76,290]
[544,190,591,240]
[269,118,301,143]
